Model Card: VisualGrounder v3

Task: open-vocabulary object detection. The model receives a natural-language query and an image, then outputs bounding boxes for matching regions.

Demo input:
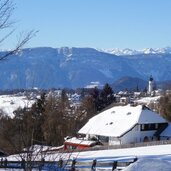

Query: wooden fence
[1,139,169,170]
[0,156,138,170]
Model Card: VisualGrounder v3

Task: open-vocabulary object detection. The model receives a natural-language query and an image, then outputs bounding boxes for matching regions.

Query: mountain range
[98,47,171,56]
[0,47,171,90]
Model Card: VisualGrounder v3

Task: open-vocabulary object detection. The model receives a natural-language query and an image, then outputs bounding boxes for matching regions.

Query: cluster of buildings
[64,76,171,151]
[115,75,161,105]
[64,104,171,150]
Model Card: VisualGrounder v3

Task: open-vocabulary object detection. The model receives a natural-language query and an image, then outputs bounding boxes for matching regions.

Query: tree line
[1,83,171,155]
[0,83,115,154]
[159,92,171,122]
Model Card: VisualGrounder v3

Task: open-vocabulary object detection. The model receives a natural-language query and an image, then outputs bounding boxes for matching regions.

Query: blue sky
[4,0,171,49]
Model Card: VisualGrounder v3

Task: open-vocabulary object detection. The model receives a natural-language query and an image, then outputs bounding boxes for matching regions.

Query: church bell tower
[148,75,154,94]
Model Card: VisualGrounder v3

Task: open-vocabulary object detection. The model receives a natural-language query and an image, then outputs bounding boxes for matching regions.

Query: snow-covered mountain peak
[142,48,156,54]
[97,48,139,56]
[98,47,171,56]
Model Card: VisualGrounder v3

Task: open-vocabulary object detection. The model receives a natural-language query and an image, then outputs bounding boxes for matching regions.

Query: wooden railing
[0,156,138,170]
[1,140,171,170]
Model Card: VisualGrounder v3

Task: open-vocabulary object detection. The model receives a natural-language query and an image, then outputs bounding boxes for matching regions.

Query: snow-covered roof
[65,137,96,146]
[78,105,167,137]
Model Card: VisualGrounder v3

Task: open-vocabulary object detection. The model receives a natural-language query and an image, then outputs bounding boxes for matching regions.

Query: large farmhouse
[78,105,169,146]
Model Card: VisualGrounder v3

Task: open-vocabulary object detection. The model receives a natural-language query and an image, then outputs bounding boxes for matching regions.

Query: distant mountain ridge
[98,47,171,56]
[0,47,171,90]
[111,76,148,92]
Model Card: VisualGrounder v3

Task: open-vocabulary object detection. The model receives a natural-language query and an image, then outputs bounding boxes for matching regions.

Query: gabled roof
[160,124,171,137]
[78,105,167,137]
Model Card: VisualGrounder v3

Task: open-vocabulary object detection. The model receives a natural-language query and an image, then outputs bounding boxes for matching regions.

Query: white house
[78,105,169,146]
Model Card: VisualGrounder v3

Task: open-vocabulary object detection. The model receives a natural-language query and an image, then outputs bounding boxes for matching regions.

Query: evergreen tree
[98,83,115,110]
[90,87,101,111]
[30,93,46,143]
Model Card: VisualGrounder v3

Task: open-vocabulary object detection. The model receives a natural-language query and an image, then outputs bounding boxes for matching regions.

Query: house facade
[78,105,169,146]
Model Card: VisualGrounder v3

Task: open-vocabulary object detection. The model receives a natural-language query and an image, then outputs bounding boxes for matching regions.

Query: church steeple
[149,75,153,82]
[148,75,154,94]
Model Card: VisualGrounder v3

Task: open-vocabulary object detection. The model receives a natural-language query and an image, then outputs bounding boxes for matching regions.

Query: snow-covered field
[58,144,171,170]
[123,158,171,171]
[3,144,171,170]
[61,144,171,161]
[0,95,35,117]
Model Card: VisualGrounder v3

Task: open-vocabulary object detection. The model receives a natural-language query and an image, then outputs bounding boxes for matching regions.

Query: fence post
[39,157,45,171]
[4,158,7,168]
[91,159,96,171]
[71,159,76,171]
[21,158,26,170]
[112,161,117,171]
[133,157,138,163]
[58,158,63,169]
[0,158,3,166]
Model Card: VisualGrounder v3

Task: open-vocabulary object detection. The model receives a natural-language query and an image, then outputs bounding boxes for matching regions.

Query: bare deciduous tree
[159,94,171,122]
[0,0,37,60]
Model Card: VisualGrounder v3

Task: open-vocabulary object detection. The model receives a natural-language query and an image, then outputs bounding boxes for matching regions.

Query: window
[127,112,131,115]
[141,124,145,130]
[144,124,149,130]
[98,136,109,142]
[149,124,155,130]
[140,124,156,131]
[66,144,77,150]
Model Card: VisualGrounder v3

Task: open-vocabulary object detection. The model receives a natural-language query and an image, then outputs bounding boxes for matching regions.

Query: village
[0,0,170,170]
[0,76,171,170]
[0,76,170,151]
[64,76,171,151]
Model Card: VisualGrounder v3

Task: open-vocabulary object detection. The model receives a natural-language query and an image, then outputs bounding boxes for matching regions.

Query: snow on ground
[135,96,160,105]
[61,144,171,170]
[4,144,171,170]
[123,158,171,171]
[6,144,171,162]
[61,144,171,161]
[0,95,35,117]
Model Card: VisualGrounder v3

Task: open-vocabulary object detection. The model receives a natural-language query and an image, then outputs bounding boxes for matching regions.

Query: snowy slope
[123,158,171,171]
[0,95,35,117]
[3,142,171,170]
